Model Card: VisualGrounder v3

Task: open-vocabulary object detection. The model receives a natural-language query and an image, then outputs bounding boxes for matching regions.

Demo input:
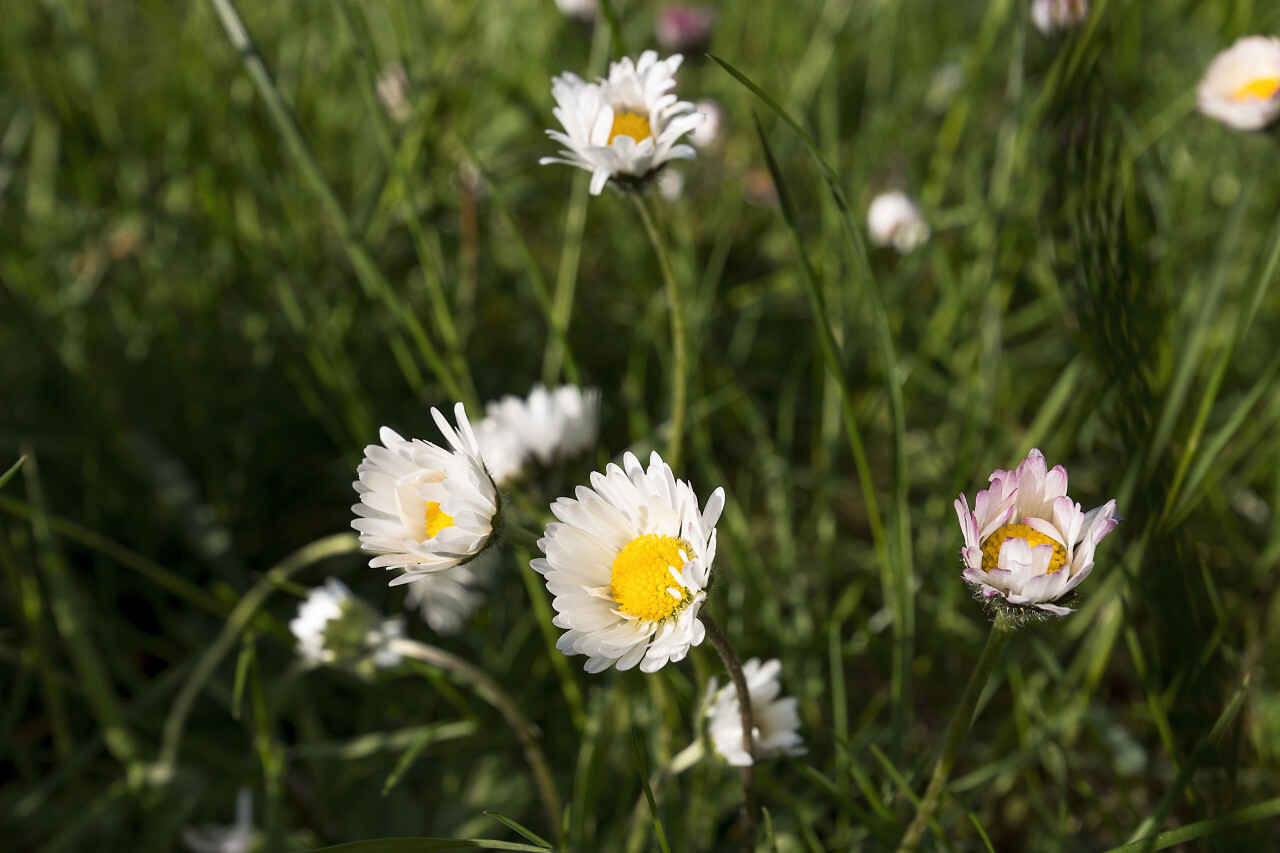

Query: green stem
[897,610,1016,852]
[699,611,757,853]
[633,194,688,470]
[390,638,563,844]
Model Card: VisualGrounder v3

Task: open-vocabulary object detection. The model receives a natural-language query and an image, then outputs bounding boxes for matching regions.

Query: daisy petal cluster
[402,552,493,636]
[1031,0,1089,36]
[705,658,806,767]
[955,449,1119,617]
[351,403,499,585]
[290,578,404,673]
[867,191,930,254]
[531,451,724,673]
[541,51,705,195]
[483,384,601,471]
[1197,36,1280,131]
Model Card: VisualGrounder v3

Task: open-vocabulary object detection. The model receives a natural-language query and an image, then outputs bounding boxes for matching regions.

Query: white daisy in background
[867,191,930,254]
[289,578,404,671]
[690,98,724,150]
[531,451,724,673]
[485,384,601,469]
[554,0,597,22]
[351,403,499,585]
[955,449,1120,617]
[181,788,258,853]
[1197,36,1280,131]
[473,416,527,486]
[402,552,494,636]
[541,51,705,195]
[1031,0,1089,36]
[704,658,806,767]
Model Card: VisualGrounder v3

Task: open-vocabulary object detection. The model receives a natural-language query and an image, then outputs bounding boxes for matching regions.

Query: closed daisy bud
[541,51,705,196]
[531,451,724,673]
[351,403,499,584]
[1031,0,1089,36]
[704,658,806,767]
[867,191,930,254]
[290,578,405,673]
[1197,36,1280,131]
[955,449,1120,618]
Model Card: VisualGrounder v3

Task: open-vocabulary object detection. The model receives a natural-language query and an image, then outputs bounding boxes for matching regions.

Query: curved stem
[632,193,688,470]
[699,611,758,853]
[896,610,1016,852]
[390,638,562,843]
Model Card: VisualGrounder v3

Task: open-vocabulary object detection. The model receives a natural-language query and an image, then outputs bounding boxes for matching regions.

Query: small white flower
[657,169,686,200]
[485,384,601,469]
[402,553,493,636]
[690,98,724,150]
[352,403,499,585]
[473,416,528,486]
[555,0,597,21]
[1197,36,1280,131]
[867,191,930,254]
[705,658,806,767]
[955,449,1120,616]
[181,789,257,853]
[1031,0,1089,35]
[376,61,411,124]
[290,578,404,670]
[531,451,724,673]
[541,51,705,195]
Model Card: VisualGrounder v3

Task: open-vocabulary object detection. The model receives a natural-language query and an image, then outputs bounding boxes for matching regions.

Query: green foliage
[3,0,1280,851]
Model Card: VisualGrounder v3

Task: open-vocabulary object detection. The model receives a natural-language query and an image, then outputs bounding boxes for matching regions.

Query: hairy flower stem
[896,609,1016,852]
[632,193,688,470]
[390,638,562,843]
[698,611,758,853]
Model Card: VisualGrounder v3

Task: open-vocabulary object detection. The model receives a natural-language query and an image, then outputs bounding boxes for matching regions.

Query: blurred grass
[3,0,1280,850]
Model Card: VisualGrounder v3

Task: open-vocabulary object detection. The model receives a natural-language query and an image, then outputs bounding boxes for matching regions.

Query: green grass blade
[632,730,672,853]
[0,455,25,491]
[1103,796,1280,853]
[483,813,555,850]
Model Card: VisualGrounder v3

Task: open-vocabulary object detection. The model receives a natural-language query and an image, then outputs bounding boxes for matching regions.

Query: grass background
[3,0,1280,850]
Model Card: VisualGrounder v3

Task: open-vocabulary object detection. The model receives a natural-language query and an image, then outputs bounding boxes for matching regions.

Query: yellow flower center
[981,522,1068,574]
[1230,76,1280,102]
[609,110,653,144]
[610,533,692,622]
[424,501,455,539]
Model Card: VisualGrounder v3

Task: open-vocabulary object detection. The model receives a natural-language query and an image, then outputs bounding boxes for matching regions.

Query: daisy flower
[540,51,705,195]
[705,658,806,767]
[531,451,724,673]
[485,384,601,469]
[955,449,1120,617]
[402,553,493,636]
[1031,0,1089,36]
[351,403,499,585]
[867,191,930,254]
[289,578,404,671]
[1197,36,1280,131]
[472,416,527,487]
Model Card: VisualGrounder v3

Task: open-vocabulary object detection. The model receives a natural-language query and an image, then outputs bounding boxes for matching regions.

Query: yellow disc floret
[424,501,455,539]
[981,523,1068,574]
[1231,76,1280,102]
[609,110,653,144]
[610,533,692,622]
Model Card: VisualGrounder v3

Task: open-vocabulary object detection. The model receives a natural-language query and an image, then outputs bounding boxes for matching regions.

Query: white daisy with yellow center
[955,449,1119,616]
[531,451,724,673]
[1197,36,1280,131]
[540,51,705,196]
[704,658,806,767]
[351,403,498,585]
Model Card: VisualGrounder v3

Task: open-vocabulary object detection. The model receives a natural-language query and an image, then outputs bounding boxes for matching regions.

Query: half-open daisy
[705,658,806,767]
[531,451,724,673]
[540,51,705,195]
[1197,36,1280,131]
[484,383,601,468]
[955,449,1119,616]
[352,403,499,585]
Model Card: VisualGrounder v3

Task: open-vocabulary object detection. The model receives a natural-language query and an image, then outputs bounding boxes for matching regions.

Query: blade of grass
[483,813,554,850]
[1104,795,1280,853]
[632,730,673,853]
[0,455,25,490]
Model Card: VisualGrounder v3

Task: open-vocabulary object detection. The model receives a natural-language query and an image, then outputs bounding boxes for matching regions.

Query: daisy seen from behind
[705,658,806,767]
[541,51,705,195]
[1197,36,1280,131]
[352,403,499,585]
[955,449,1119,617]
[531,450,724,673]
